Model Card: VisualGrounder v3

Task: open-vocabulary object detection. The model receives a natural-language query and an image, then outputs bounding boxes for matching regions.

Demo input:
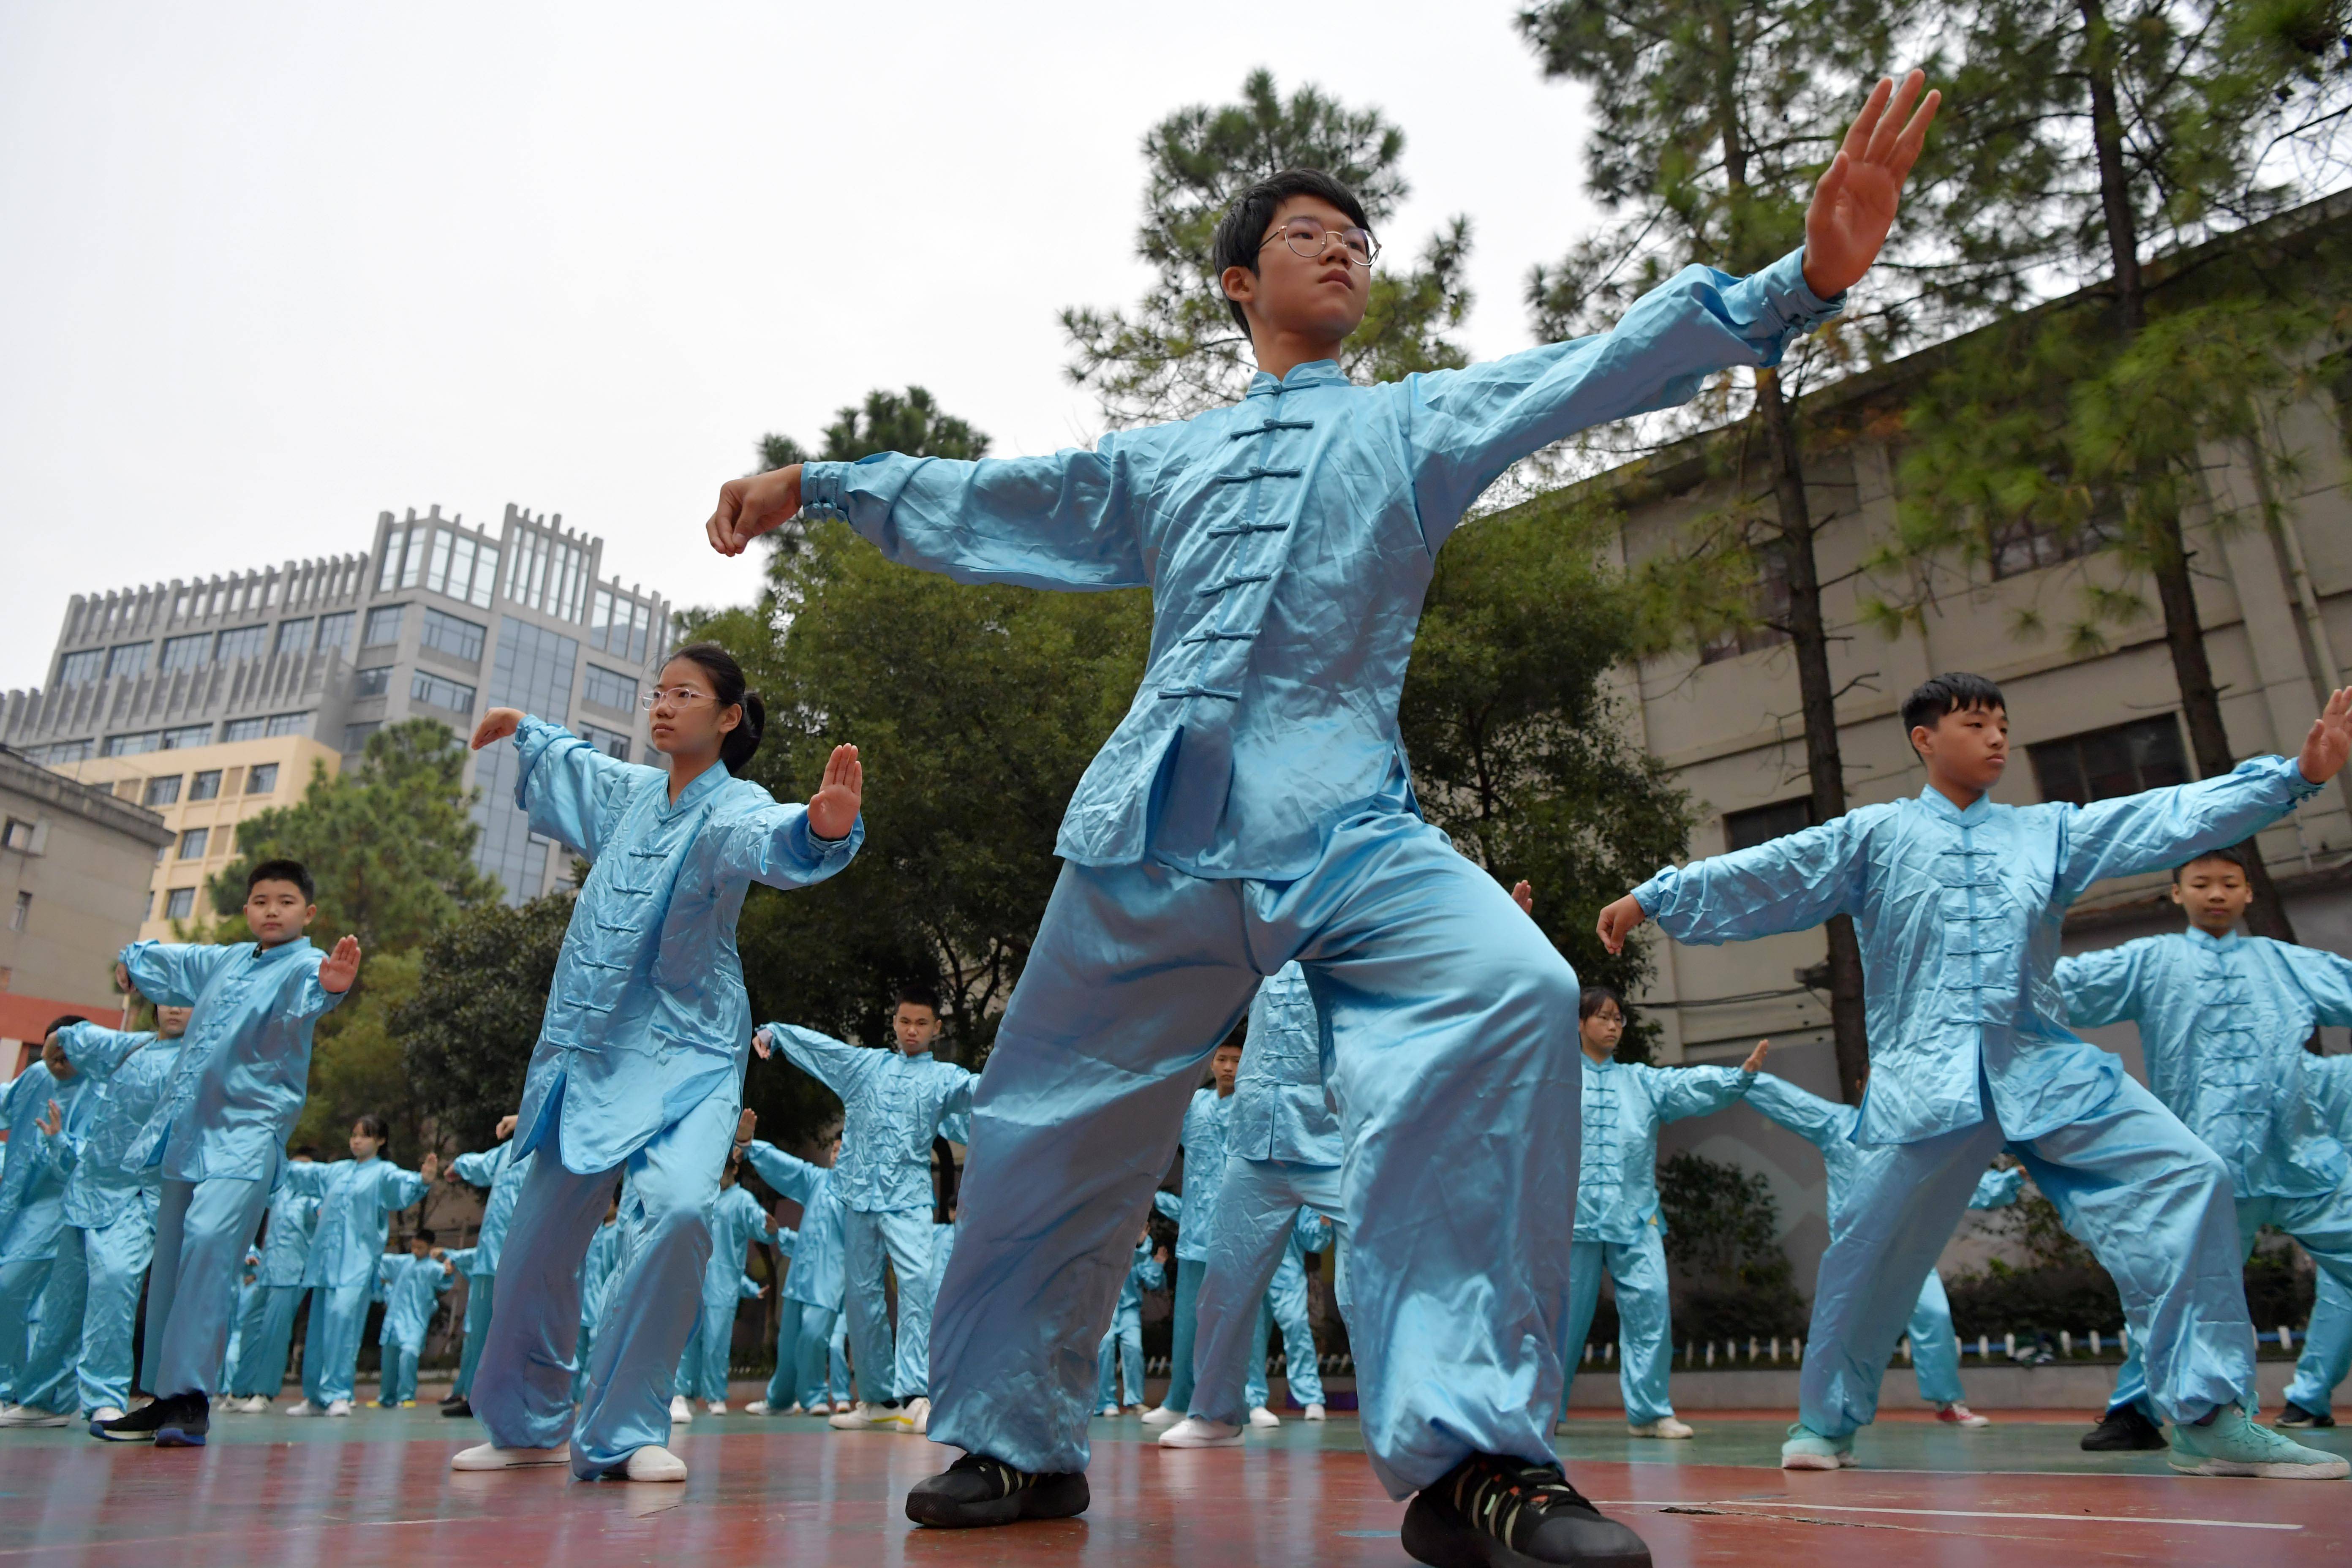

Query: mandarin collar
[1917,784,1995,824]
[660,758,733,819]
[250,935,315,964]
[2183,926,2243,951]
[1244,360,1348,397]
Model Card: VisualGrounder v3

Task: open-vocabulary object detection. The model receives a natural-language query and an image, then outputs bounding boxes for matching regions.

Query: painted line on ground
[1596,1499,2299,1530]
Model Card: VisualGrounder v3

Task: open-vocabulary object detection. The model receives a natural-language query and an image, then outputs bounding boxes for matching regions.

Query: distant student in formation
[1144,1035,1244,1430]
[222,1147,319,1413]
[91,859,362,1447]
[2055,843,2352,1451]
[375,1231,455,1407]
[2282,1051,2352,1427]
[671,1146,769,1421]
[11,1007,188,1426]
[455,642,863,1483]
[892,1136,963,1418]
[740,1127,844,1417]
[1239,1207,1331,1427]
[279,1116,436,1417]
[571,1197,625,1405]
[440,1113,533,1420]
[755,984,974,1437]
[1098,1224,1168,1416]
[1600,672,2352,1479]
[1745,1067,2023,1426]
[0,1015,93,1426]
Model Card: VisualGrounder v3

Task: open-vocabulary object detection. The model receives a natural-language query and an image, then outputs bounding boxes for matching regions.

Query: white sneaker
[745,1399,773,1416]
[623,1444,688,1482]
[828,1401,887,1430]
[905,1396,931,1434]
[1139,1404,1182,1427]
[325,1398,352,1418]
[1303,1402,1326,1422]
[452,1442,567,1471]
[286,1399,327,1417]
[705,1400,727,1416]
[669,1396,693,1424]
[1100,1403,1120,1417]
[89,1406,126,1424]
[1629,1417,1695,1439]
[781,1404,804,1416]
[1159,1416,1245,1448]
[0,1407,68,1427]
[806,1401,833,1416]
[1247,1405,1281,1429]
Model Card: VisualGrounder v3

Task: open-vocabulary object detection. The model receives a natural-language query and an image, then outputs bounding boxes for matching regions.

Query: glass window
[245,762,279,794]
[410,670,476,714]
[178,827,209,860]
[363,605,405,647]
[275,618,314,655]
[316,611,355,652]
[215,625,269,661]
[353,665,393,699]
[57,649,103,685]
[471,545,500,609]
[103,732,159,757]
[160,634,210,672]
[591,587,616,651]
[472,617,581,901]
[1698,547,1794,665]
[8,892,27,932]
[582,664,638,712]
[420,607,487,663]
[580,723,632,762]
[190,770,223,801]
[1725,798,1814,851]
[2027,716,2192,806]
[105,643,152,680]
[221,713,310,743]
[342,722,381,753]
[2,819,34,851]
[143,776,183,807]
[32,740,92,765]
[164,887,197,920]
[159,724,213,749]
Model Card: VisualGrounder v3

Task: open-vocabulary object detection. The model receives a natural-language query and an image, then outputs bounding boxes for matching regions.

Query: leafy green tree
[1515,0,1906,1098]
[757,385,991,474]
[1656,1150,1809,1339]
[1062,68,1473,424]
[205,718,501,952]
[393,891,574,1152]
[291,947,422,1155]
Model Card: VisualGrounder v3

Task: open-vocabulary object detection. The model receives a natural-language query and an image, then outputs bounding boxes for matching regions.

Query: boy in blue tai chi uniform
[2055,843,2352,1450]
[223,1147,318,1412]
[709,64,1943,1565]
[13,1009,188,1424]
[90,859,362,1448]
[455,642,863,1484]
[0,1019,88,1425]
[1743,1068,2023,1426]
[1144,1035,1242,1428]
[441,1113,533,1418]
[757,984,975,1437]
[670,1147,769,1418]
[1600,671,2352,1480]
[375,1231,456,1406]
[279,1115,436,1416]
[1242,1207,1331,1425]
[1098,1225,1168,1414]
[2283,1052,2352,1426]
[741,1128,844,1416]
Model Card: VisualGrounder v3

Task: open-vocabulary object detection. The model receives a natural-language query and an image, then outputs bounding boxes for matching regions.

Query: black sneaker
[2080,1404,2165,1451]
[1402,1454,1651,1568]
[441,1397,474,1418]
[904,1453,1089,1528]
[94,1392,209,1446]
[2277,1401,2335,1429]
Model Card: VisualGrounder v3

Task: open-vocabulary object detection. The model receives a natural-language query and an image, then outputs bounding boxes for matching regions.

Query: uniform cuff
[1748,247,1843,336]
[801,461,847,519]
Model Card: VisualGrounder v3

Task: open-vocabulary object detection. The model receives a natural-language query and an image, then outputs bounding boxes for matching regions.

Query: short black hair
[247,857,315,902]
[293,1144,320,1159]
[894,981,942,1016]
[1209,168,1373,334]
[44,1013,92,1040]
[1578,985,1626,1023]
[1901,673,2006,741]
[413,1228,436,1246]
[2174,843,2253,882]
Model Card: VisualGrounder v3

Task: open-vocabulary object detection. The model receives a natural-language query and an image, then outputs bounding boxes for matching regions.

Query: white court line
[1606,1500,2300,1532]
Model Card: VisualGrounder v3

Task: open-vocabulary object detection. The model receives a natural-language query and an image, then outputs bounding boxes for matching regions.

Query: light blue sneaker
[1780,1422,1856,1470]
[2166,1406,2349,1478]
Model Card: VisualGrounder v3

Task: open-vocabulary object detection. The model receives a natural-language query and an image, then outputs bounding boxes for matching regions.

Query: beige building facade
[0,745,174,1015]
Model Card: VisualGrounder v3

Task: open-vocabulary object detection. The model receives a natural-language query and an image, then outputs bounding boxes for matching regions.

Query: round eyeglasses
[640,686,716,710]
[1260,217,1380,267]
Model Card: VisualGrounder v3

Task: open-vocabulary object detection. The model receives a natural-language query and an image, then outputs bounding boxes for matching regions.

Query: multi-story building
[0,504,674,904]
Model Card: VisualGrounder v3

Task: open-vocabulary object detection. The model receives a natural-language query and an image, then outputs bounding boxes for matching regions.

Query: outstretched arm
[1646,1044,1768,1123]
[2052,945,2148,1030]
[1742,1072,1858,1152]
[2278,943,2352,1030]
[1600,816,1869,955]
[768,1024,884,1100]
[475,712,651,860]
[710,746,866,889]
[120,940,241,1010]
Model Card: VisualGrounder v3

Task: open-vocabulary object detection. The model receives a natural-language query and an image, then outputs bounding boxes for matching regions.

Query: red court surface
[3,1402,2344,1566]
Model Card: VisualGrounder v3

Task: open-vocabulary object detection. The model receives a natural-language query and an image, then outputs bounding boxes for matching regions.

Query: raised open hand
[1742,1039,1772,1073]
[707,465,804,559]
[807,744,863,841]
[318,935,362,994]
[1803,70,1940,299]
[36,1099,63,1138]
[420,1151,441,1181]
[1511,880,1534,917]
[736,1108,758,1144]
[2297,687,2352,784]
[470,708,523,751]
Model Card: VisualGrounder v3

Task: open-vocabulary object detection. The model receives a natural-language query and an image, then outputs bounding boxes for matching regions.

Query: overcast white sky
[0,2,1601,691]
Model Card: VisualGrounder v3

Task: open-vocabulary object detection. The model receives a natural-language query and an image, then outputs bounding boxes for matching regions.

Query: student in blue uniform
[708,74,1941,1559]
[1097,1226,1168,1414]
[376,1232,456,1407]
[1142,1036,1244,1429]
[1744,1068,2023,1426]
[0,1018,89,1426]
[279,1117,436,1416]
[89,858,361,1448]
[1601,672,2352,1480]
[2054,844,2352,1451]
[758,986,975,1437]
[455,642,864,1484]
[742,1129,842,1416]
[671,1149,769,1419]
[18,1010,188,1423]
[223,1148,319,1412]
[1241,1207,1331,1426]
[2284,1051,2352,1427]
[572,1198,625,1405]
[441,1114,532,1419]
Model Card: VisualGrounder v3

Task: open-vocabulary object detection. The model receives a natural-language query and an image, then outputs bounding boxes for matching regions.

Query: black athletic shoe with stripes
[1402,1454,1651,1568]
[2080,1404,2167,1451]
[904,1453,1090,1528]
[93,1392,209,1446]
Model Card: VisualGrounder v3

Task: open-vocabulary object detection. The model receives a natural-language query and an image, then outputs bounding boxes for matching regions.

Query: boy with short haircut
[1144,1035,1244,1430]
[1600,672,2352,1479]
[2055,843,2352,1450]
[84,858,360,1446]
[376,1230,456,1407]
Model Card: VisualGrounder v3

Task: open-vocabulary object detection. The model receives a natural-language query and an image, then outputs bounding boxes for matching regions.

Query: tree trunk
[2080,0,2299,940]
[1757,368,1871,1103]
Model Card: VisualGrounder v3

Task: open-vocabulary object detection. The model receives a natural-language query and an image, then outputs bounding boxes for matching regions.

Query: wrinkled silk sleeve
[450,1149,502,1188]
[1643,1063,1756,1122]
[1633,814,1868,945]
[2307,1055,2352,1138]
[771,1024,884,1102]
[1400,249,1840,536]
[443,1246,479,1273]
[1970,1166,2025,1209]
[120,939,240,1010]
[2053,944,2147,1029]
[278,1160,330,1198]
[737,1272,763,1300]
[1293,1208,1333,1253]
[53,1021,147,1083]
[772,1225,799,1256]
[2055,755,2315,899]
[710,801,864,891]
[377,1163,429,1214]
[2281,945,2352,1028]
[512,716,651,859]
[799,436,1152,591]
[1153,1188,1181,1222]
[1742,1073,1857,1151]
[743,1138,817,1205]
